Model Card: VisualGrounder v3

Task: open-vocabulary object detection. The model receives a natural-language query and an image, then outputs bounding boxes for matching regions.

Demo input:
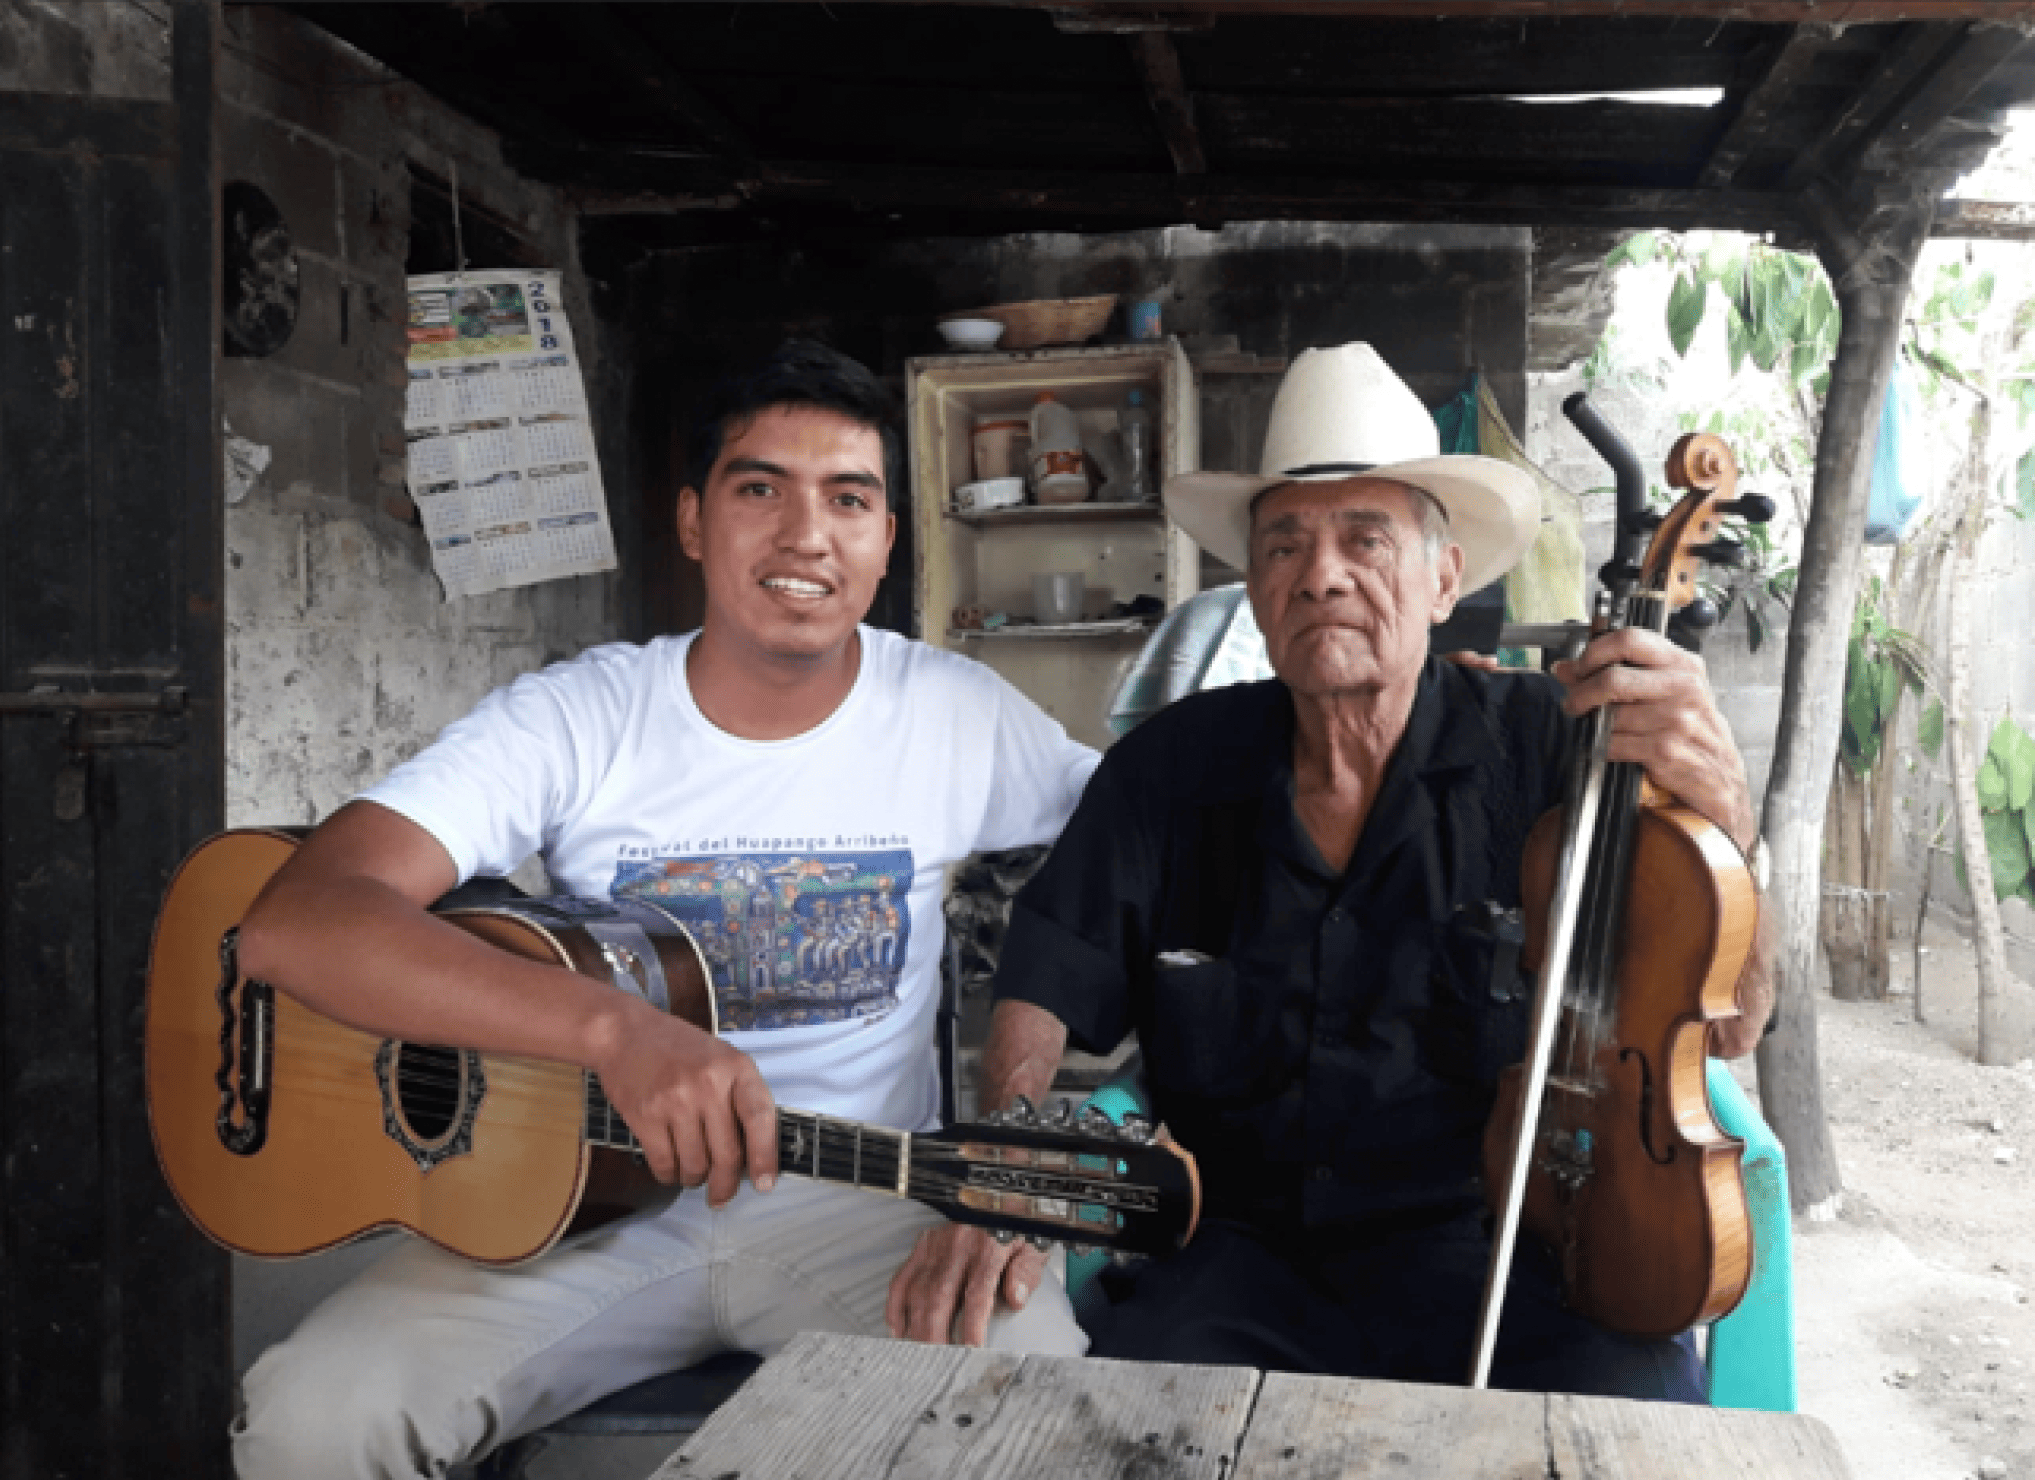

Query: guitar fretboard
[583,1080,914,1199]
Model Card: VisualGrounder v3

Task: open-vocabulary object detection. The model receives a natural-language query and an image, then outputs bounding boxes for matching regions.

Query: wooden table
[652,1331,1852,1479]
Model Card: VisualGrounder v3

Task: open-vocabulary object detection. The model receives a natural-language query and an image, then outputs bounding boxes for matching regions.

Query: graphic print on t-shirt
[613,849,913,1030]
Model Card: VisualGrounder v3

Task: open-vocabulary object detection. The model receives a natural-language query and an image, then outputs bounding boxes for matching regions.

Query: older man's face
[1246,477,1464,701]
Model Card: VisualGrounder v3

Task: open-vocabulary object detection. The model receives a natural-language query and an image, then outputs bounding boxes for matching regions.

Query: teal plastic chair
[1068,1057,1796,1412]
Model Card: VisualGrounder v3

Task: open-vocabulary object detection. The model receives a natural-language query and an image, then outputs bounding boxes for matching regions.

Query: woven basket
[947,295,1118,350]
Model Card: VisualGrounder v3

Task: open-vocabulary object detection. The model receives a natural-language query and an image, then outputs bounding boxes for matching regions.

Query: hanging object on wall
[402,268,619,600]
[222,181,299,358]
[1865,352,1928,546]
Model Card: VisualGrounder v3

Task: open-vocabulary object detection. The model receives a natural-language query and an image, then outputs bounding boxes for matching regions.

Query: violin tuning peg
[1622,509,1664,540]
[1667,597,1719,654]
[1717,493,1776,524]
[1597,557,1641,589]
[1690,539,1745,568]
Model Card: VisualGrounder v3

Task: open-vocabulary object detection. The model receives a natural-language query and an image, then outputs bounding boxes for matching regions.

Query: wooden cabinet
[906,341,1200,750]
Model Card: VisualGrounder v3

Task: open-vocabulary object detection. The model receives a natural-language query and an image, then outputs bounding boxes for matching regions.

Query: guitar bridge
[213,927,273,1157]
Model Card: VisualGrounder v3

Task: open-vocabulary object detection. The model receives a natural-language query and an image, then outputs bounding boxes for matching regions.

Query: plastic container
[1120,389,1154,503]
[1029,392,1089,505]
[1032,571,1086,625]
[972,417,1030,482]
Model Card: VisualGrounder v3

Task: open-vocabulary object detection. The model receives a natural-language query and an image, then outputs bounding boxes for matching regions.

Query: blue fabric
[1865,354,1926,544]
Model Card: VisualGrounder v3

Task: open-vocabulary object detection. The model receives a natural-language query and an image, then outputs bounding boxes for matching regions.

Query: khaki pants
[233,1179,1084,1479]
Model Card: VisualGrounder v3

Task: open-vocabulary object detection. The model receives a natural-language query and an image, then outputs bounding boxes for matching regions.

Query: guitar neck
[585,1083,916,1200]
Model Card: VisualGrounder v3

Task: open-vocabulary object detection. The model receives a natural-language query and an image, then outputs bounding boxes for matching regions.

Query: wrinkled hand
[887,1222,1048,1347]
[592,1000,777,1207]
[1552,626,1756,851]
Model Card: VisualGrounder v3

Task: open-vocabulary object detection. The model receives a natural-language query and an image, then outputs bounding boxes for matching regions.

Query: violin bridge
[1546,1074,1599,1097]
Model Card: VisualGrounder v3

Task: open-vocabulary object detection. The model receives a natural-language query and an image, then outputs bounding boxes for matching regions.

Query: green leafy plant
[1610,231,1842,389]
[1838,575,1936,777]
[1965,715,2035,904]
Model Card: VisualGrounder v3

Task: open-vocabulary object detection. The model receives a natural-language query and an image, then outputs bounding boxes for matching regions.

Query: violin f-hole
[1617,1046,1677,1167]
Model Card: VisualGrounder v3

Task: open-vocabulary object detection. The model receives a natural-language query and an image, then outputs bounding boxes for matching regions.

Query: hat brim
[1164,455,1543,595]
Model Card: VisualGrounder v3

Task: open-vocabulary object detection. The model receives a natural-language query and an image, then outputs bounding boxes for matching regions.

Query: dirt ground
[1771,910,2035,1480]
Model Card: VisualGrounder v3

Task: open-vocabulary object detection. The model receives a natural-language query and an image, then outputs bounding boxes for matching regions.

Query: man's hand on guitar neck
[238,799,781,1207]
[886,998,1066,1346]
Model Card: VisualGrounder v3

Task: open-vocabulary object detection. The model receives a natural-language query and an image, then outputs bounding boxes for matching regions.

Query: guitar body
[146,829,715,1266]
[149,831,1200,1270]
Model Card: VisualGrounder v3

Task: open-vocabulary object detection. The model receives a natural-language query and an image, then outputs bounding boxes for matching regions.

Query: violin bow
[1466,392,1650,1389]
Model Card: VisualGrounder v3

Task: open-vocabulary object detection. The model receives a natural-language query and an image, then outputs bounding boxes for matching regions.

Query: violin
[1467,397,1774,1383]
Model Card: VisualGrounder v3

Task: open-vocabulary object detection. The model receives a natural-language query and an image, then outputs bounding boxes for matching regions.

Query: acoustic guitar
[146,829,1200,1267]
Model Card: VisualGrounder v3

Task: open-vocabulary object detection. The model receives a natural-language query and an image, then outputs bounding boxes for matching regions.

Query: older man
[887,342,1773,1400]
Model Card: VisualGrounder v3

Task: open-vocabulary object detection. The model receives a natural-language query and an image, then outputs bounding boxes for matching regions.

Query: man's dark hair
[682,340,902,509]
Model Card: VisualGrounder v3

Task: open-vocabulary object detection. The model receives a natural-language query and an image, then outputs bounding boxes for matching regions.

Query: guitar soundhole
[397,1045,462,1141]
[373,1040,487,1172]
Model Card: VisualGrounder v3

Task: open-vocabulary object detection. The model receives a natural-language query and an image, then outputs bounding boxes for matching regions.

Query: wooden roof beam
[1857,20,2031,170]
[1932,199,2035,240]
[570,4,760,175]
[1781,22,1957,188]
[1699,24,1838,189]
[573,161,1805,237]
[1128,32,1207,175]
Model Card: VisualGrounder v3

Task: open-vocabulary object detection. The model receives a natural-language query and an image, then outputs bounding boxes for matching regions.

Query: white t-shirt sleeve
[972,670,1101,853]
[356,652,622,884]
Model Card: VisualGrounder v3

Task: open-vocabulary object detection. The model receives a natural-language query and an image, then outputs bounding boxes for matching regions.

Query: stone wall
[216,6,636,832]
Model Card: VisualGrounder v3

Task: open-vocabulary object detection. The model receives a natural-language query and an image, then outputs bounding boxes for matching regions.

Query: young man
[232,342,1095,1478]
[889,342,1776,1397]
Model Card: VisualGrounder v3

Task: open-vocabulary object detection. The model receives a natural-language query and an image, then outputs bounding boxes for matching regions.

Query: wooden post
[1755,184,1933,1213]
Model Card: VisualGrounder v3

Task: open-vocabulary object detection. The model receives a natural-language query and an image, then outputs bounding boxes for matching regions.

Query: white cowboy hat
[1164,342,1541,593]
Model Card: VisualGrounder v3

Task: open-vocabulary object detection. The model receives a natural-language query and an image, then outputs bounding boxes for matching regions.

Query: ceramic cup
[1032,571,1085,625]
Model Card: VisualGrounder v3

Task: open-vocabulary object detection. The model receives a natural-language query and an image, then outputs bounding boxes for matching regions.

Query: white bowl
[953,476,1025,513]
[937,317,1005,352]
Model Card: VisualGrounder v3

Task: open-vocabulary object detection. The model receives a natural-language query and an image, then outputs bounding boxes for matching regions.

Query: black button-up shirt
[996,658,1570,1236]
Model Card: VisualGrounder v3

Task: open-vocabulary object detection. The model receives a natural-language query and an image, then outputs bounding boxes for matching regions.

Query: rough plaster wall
[209,5,635,1376]
[0,0,171,99]
[216,6,626,830]
[1524,364,1788,806]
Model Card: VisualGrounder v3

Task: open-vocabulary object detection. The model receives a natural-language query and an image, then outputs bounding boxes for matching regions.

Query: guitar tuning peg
[1717,493,1776,524]
[1118,1114,1155,1145]
[1077,1104,1114,1135]
[1027,1234,1052,1252]
[1690,538,1745,568]
[1052,1099,1075,1127]
[992,1228,1016,1245]
[1008,1095,1036,1126]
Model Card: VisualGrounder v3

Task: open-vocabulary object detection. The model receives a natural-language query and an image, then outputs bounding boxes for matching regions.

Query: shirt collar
[1260,657,1507,882]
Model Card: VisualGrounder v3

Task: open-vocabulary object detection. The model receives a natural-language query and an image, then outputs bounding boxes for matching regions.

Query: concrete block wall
[216,6,632,830]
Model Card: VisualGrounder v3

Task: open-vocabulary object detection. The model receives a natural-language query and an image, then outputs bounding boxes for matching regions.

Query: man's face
[1246,477,1464,701]
[679,404,895,667]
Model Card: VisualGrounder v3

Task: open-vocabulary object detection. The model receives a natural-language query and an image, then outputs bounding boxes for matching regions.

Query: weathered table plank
[1550,1392,1852,1480]
[657,1333,1853,1480]
[1231,1372,1552,1480]
[655,1332,1261,1480]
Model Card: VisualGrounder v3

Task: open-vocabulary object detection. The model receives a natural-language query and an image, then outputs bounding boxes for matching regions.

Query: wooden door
[0,7,227,1476]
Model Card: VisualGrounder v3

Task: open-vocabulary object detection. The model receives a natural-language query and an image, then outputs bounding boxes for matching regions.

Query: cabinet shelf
[947,618,1157,642]
[945,501,1164,528]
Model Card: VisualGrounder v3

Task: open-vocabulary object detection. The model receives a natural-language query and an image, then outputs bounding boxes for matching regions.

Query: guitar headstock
[919,1100,1200,1257]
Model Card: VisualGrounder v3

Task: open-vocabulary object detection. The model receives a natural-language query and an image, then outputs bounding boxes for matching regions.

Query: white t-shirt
[360,627,1097,1132]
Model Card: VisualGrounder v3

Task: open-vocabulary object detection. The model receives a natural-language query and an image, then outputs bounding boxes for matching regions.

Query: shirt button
[1316,1029,1342,1050]
[1310,1165,1335,1182]
[1327,908,1349,924]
